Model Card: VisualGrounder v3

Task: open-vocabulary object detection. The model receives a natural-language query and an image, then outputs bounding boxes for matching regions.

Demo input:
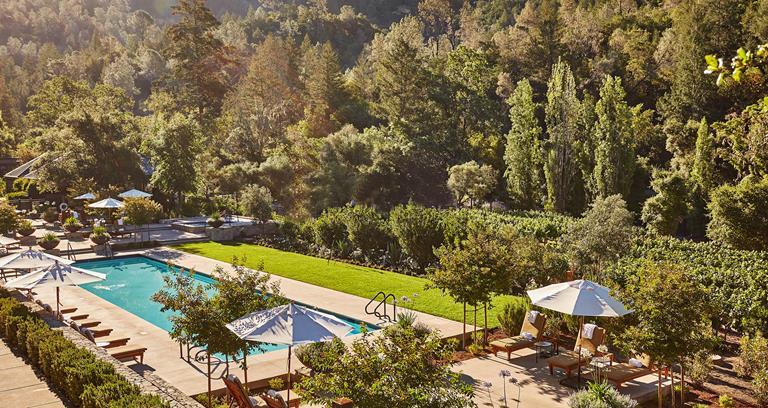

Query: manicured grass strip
[173,242,524,327]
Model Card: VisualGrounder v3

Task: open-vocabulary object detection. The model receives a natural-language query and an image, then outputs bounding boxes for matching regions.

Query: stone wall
[32,304,202,408]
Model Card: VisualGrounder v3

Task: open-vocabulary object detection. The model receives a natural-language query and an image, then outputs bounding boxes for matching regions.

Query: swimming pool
[75,256,376,355]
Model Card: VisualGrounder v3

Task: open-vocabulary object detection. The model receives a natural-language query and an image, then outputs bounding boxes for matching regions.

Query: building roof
[4,156,41,180]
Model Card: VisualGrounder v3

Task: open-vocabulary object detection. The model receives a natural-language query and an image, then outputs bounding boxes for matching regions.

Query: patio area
[455,348,670,407]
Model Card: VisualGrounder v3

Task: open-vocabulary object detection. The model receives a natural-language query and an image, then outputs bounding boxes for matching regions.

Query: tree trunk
[483,303,488,345]
[473,304,477,344]
[462,302,466,349]
[244,349,249,393]
[658,370,663,408]
[680,362,685,406]
[207,350,212,408]
[670,366,675,407]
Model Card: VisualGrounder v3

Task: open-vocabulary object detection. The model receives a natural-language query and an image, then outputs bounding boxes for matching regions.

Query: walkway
[0,340,66,408]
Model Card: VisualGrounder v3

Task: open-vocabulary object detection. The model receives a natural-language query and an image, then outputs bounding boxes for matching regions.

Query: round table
[534,341,553,362]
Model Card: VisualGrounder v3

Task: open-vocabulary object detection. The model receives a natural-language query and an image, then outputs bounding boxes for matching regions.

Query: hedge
[0,292,167,408]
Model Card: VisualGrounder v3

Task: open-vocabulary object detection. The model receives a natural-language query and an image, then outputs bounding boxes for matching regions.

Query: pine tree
[504,79,544,210]
[544,60,582,214]
[593,76,636,200]
[692,118,716,196]
[302,42,345,137]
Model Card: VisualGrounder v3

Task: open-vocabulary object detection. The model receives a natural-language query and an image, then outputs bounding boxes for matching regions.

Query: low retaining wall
[29,302,202,408]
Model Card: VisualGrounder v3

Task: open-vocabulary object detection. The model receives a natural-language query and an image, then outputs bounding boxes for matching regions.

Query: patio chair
[600,355,657,388]
[547,324,606,378]
[489,311,547,360]
[261,390,300,408]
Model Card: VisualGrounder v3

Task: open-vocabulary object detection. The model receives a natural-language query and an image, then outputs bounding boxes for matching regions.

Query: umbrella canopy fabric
[227,303,354,345]
[88,198,124,209]
[0,249,74,270]
[4,262,105,291]
[118,189,152,199]
[527,279,631,318]
[73,192,96,200]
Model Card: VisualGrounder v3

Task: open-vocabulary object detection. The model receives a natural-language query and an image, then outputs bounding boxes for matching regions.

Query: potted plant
[42,207,58,224]
[37,232,60,250]
[63,216,83,233]
[207,211,224,228]
[90,226,110,245]
[16,220,35,237]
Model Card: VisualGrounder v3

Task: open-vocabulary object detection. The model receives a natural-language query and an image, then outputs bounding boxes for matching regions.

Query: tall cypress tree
[544,60,582,214]
[692,118,716,196]
[593,76,636,200]
[504,79,544,210]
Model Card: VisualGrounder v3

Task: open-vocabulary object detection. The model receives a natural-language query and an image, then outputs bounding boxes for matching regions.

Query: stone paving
[0,340,66,408]
[454,348,670,407]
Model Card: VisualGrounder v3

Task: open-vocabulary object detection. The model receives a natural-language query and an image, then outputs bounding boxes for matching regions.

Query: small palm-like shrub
[37,232,60,250]
[16,219,35,236]
[90,226,110,245]
[568,382,638,408]
[207,211,223,228]
[63,216,83,232]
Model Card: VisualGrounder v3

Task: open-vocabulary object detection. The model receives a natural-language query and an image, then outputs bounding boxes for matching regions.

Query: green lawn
[173,241,524,327]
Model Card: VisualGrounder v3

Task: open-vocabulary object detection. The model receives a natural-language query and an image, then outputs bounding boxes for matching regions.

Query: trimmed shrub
[389,203,445,271]
[568,381,638,408]
[81,378,139,408]
[313,208,348,250]
[123,198,163,226]
[497,301,529,337]
[342,205,391,259]
[239,184,273,222]
[0,200,19,234]
[107,394,168,407]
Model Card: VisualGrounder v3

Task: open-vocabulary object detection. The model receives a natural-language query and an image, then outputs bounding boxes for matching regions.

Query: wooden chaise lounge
[547,325,606,377]
[69,321,113,338]
[108,345,147,364]
[82,328,130,349]
[223,374,301,408]
[490,311,547,360]
[601,355,656,388]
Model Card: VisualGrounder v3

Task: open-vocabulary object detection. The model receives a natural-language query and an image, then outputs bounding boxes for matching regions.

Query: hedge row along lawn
[174,241,525,328]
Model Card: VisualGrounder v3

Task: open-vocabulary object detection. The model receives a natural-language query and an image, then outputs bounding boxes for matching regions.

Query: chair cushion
[490,336,531,349]
[548,351,589,368]
[603,364,652,382]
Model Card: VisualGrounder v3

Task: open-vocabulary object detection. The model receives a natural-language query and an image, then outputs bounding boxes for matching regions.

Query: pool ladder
[365,292,397,323]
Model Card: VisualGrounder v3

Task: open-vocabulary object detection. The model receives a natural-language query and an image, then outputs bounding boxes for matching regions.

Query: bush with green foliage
[295,338,346,374]
[568,381,638,408]
[0,201,19,234]
[341,205,392,259]
[0,294,168,407]
[63,216,83,232]
[123,198,163,226]
[297,325,474,408]
[16,219,34,236]
[389,203,445,272]
[42,207,58,223]
[707,175,768,251]
[497,300,530,337]
[734,333,768,406]
[313,208,348,250]
[239,184,273,222]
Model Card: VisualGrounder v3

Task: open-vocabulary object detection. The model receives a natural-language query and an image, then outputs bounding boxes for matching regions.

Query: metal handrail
[365,291,386,317]
[66,242,76,261]
[365,292,397,322]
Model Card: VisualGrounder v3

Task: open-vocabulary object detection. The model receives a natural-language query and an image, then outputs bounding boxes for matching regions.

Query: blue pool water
[75,256,375,355]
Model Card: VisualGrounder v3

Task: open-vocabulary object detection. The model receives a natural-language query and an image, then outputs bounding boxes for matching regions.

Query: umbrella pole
[577,315,583,387]
[56,287,60,317]
[287,345,292,404]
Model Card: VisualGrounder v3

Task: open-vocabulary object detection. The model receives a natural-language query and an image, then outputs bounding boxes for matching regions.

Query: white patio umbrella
[4,261,105,315]
[118,189,151,199]
[88,198,124,209]
[227,303,354,403]
[73,192,96,200]
[527,279,631,386]
[0,249,74,270]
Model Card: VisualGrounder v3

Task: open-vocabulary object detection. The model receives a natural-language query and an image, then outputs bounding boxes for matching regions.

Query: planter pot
[90,235,109,245]
[17,228,35,237]
[64,224,82,233]
[207,218,224,228]
[38,239,60,250]
[42,214,58,224]
[19,236,37,247]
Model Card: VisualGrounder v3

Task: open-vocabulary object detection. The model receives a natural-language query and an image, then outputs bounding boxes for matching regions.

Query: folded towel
[582,323,597,340]
[522,332,534,341]
[528,310,540,324]
[628,358,644,368]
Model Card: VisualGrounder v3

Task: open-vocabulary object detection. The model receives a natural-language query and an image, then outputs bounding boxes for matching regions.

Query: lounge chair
[108,345,147,364]
[489,311,547,360]
[81,327,130,349]
[547,324,606,377]
[223,374,300,408]
[35,300,78,315]
[600,355,656,388]
[69,321,113,338]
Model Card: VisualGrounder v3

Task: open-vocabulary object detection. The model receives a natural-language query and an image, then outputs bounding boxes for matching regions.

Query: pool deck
[0,340,66,408]
[30,247,473,397]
